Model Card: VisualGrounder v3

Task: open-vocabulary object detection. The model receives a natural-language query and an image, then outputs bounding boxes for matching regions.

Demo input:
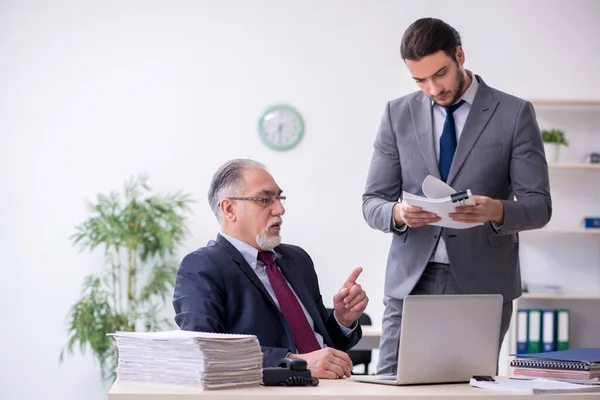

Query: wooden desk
[353,325,381,350]
[108,379,600,399]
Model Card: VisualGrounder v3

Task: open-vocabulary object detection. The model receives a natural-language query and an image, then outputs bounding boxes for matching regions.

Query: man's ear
[455,45,465,65]
[220,199,237,222]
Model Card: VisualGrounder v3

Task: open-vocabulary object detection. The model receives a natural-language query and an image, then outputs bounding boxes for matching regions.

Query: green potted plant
[541,128,568,164]
[59,175,194,380]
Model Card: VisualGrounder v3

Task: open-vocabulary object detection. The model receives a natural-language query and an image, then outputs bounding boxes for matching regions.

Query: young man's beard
[432,63,466,106]
[449,66,466,105]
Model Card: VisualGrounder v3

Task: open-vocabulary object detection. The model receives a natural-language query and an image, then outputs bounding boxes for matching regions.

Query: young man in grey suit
[362,18,552,374]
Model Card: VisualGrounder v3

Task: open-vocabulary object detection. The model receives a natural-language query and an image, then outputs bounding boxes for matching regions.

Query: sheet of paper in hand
[401,175,482,230]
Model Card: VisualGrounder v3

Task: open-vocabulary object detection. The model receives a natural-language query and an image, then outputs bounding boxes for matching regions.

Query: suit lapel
[276,258,329,340]
[447,77,499,186]
[214,234,279,311]
[410,95,441,180]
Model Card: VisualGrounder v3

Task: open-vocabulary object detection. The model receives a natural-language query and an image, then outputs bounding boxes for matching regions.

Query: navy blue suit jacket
[172,234,362,367]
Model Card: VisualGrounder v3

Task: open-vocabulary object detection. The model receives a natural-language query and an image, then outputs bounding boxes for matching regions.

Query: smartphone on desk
[262,358,319,386]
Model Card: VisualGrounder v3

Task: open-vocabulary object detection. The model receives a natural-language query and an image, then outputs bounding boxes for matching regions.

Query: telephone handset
[262,358,319,386]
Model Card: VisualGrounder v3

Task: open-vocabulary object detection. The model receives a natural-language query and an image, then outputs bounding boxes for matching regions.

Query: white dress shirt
[429,72,480,263]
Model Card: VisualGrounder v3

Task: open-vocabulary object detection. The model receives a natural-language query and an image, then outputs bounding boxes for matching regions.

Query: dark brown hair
[400,18,462,61]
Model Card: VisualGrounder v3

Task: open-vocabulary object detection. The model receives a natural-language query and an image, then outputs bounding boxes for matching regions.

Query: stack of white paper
[111,330,263,390]
[469,377,600,394]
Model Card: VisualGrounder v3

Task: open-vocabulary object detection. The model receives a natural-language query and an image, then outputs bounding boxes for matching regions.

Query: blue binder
[541,309,556,352]
[516,308,528,354]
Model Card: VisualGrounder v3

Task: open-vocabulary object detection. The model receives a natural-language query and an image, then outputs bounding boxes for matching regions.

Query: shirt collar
[220,232,279,265]
[432,70,479,107]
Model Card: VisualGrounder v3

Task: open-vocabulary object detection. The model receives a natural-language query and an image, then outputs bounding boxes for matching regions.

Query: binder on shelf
[527,309,542,354]
[556,309,570,351]
[516,309,529,354]
[541,309,556,352]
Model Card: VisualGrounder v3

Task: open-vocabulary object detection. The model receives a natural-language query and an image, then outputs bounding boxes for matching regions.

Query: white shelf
[548,163,600,170]
[530,99,600,107]
[519,292,600,300]
[530,100,600,111]
[522,228,600,234]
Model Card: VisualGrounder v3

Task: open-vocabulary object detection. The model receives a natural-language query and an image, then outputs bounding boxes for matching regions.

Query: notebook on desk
[351,294,503,386]
[510,348,600,383]
[511,348,600,363]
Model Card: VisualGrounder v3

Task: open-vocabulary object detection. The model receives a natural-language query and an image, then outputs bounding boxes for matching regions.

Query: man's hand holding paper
[449,195,505,225]
[399,175,485,230]
[393,200,441,228]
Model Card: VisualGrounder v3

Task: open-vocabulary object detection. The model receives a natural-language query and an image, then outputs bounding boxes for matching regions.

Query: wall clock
[257,104,304,150]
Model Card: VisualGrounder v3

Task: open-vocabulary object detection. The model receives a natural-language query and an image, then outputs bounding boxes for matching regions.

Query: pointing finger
[343,267,363,289]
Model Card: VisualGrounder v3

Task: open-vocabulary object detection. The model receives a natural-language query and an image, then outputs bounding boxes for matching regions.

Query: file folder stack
[516,308,569,354]
[511,348,600,384]
[111,330,263,390]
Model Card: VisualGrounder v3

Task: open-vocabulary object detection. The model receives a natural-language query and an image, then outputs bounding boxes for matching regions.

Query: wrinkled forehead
[241,168,283,196]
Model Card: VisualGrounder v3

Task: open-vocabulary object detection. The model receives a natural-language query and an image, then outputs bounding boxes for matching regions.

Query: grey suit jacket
[362,75,551,302]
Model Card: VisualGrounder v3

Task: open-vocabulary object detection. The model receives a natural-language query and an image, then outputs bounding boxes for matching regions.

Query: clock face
[258,104,304,150]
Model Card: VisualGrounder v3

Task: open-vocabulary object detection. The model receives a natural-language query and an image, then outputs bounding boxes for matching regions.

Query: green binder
[556,309,570,351]
[526,309,542,353]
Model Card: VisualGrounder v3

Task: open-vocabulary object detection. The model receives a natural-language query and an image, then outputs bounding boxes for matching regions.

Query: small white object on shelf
[544,143,561,164]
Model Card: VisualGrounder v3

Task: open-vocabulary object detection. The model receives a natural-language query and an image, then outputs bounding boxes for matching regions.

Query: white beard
[256,218,282,251]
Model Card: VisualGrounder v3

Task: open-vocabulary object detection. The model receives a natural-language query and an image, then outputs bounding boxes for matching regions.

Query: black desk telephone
[262,358,319,386]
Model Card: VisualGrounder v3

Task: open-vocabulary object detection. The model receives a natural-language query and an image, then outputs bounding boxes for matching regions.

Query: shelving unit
[522,228,600,235]
[499,99,600,375]
[530,100,600,111]
[548,163,600,170]
[507,296,600,369]
[520,292,600,300]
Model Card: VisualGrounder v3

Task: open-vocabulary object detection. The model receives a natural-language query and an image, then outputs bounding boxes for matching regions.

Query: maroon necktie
[257,251,321,353]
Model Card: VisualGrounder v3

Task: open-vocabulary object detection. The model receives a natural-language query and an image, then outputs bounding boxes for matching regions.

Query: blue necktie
[439,100,465,182]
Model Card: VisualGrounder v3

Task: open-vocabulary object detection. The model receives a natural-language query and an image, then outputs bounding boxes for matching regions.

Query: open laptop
[351,294,503,385]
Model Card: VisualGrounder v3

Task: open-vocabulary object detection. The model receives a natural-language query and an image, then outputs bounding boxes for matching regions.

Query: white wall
[1,1,599,399]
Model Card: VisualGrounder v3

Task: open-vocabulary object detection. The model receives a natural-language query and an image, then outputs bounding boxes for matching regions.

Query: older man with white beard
[173,159,368,379]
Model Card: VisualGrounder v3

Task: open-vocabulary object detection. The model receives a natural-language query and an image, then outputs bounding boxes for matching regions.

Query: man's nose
[272,199,285,216]
[428,80,443,96]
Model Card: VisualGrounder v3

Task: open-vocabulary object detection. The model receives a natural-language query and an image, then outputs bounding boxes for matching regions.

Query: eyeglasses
[227,196,286,207]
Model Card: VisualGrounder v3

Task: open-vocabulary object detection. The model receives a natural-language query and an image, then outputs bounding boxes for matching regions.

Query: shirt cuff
[491,221,503,233]
[333,312,358,336]
[391,203,408,233]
